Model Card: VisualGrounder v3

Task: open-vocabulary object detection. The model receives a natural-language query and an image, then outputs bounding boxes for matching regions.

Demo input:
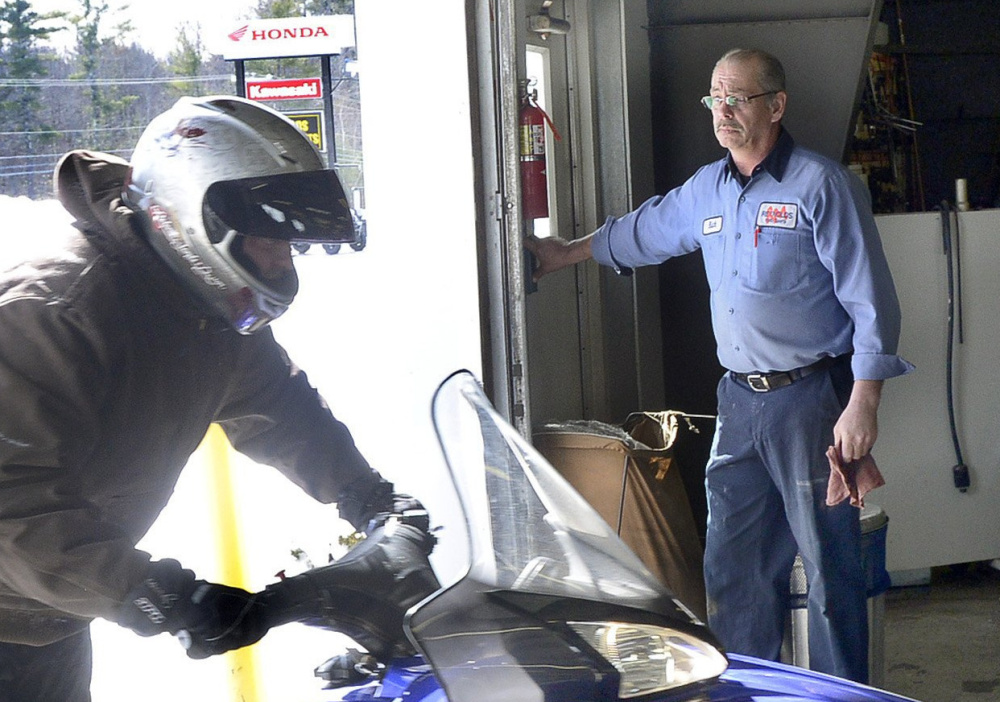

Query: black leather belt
[731,355,842,393]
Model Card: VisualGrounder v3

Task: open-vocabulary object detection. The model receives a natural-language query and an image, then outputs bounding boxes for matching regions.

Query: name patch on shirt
[702,216,723,235]
[756,202,798,229]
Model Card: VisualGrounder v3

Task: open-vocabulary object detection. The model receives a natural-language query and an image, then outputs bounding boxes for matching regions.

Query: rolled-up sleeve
[813,170,915,381]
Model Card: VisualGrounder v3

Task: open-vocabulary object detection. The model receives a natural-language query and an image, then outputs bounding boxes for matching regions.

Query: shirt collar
[724,128,795,183]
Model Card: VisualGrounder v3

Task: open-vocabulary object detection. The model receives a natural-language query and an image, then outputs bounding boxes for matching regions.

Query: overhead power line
[0,125,147,136]
[0,152,102,161]
[0,75,234,88]
[0,150,133,180]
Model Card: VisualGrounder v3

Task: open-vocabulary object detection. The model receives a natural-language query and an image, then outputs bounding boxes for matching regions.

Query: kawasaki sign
[222,15,355,60]
[246,78,323,101]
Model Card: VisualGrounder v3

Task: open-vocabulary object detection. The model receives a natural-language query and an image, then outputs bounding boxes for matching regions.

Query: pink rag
[826,446,885,508]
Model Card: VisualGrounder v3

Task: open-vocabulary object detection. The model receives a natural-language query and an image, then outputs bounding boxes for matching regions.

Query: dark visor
[203,169,355,244]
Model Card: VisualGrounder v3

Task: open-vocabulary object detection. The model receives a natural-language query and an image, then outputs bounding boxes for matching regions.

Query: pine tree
[0,0,66,196]
[304,0,353,14]
[166,23,232,102]
[69,0,140,150]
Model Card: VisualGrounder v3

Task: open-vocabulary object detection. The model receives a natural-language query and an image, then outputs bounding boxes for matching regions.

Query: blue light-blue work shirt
[591,130,914,380]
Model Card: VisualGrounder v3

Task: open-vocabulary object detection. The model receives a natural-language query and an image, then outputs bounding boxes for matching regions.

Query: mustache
[716,120,743,132]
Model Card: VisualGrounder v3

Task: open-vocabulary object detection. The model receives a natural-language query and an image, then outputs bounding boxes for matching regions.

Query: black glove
[382,493,430,534]
[116,558,198,637]
[259,521,440,658]
[117,559,269,659]
[177,582,270,659]
[337,474,429,534]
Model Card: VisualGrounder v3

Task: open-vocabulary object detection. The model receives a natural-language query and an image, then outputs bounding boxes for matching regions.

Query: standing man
[0,95,426,701]
[526,48,912,683]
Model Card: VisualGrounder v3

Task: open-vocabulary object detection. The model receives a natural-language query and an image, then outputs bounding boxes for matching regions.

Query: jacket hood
[51,149,225,327]
[54,149,132,234]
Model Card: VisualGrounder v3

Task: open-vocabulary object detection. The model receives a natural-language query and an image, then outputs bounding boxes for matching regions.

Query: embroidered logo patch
[756,203,798,229]
[702,216,723,235]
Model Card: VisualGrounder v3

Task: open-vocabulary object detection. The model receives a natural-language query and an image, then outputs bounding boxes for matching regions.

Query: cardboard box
[533,413,707,620]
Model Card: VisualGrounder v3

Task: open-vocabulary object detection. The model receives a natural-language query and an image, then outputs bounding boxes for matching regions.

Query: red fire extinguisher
[519,82,560,220]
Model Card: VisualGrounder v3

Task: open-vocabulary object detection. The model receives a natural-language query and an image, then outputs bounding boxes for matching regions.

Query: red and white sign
[246,78,323,101]
[222,15,355,60]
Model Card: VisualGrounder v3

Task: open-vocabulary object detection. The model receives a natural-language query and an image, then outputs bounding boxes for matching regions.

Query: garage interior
[477,1,1000,700]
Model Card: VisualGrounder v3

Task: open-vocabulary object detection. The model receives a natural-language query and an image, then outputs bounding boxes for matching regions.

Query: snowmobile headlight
[568,621,728,698]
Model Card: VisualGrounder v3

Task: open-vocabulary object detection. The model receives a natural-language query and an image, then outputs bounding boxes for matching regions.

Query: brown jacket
[0,151,376,644]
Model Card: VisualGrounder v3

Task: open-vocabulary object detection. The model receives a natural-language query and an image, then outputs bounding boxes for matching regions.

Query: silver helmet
[124,95,355,333]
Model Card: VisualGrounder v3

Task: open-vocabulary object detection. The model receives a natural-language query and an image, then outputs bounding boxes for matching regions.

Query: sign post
[221,15,365,255]
[222,15,356,166]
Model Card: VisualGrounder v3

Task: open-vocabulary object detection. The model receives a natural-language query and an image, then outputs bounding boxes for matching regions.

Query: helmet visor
[203,169,356,244]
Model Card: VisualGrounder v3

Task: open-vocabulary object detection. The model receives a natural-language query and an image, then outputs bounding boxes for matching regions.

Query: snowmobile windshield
[406,371,726,702]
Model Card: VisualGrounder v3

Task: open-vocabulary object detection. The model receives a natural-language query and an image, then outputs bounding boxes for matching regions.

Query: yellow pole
[199,423,264,702]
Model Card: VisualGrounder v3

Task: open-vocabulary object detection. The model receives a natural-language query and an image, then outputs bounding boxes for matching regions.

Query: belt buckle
[746,373,771,392]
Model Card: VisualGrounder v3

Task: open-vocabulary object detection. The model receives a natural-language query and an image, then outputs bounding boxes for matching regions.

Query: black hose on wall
[940,203,970,491]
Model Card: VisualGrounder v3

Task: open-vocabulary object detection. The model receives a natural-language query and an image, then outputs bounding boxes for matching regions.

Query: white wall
[874,210,1000,574]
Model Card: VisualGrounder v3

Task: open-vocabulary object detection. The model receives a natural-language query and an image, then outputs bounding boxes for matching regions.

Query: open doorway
[523,19,591,425]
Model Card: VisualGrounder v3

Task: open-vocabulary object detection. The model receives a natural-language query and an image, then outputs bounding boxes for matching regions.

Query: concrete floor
[881,562,1000,702]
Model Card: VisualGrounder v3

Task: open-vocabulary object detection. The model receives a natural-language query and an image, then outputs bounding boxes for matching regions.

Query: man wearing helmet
[0,96,422,701]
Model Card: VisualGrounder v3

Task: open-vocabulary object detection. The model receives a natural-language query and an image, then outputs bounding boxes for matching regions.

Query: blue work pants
[703,361,868,683]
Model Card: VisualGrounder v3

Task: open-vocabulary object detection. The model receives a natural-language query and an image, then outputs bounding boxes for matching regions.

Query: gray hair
[716,48,786,94]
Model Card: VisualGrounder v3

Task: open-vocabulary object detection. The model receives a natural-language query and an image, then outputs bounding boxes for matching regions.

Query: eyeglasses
[700,91,777,110]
